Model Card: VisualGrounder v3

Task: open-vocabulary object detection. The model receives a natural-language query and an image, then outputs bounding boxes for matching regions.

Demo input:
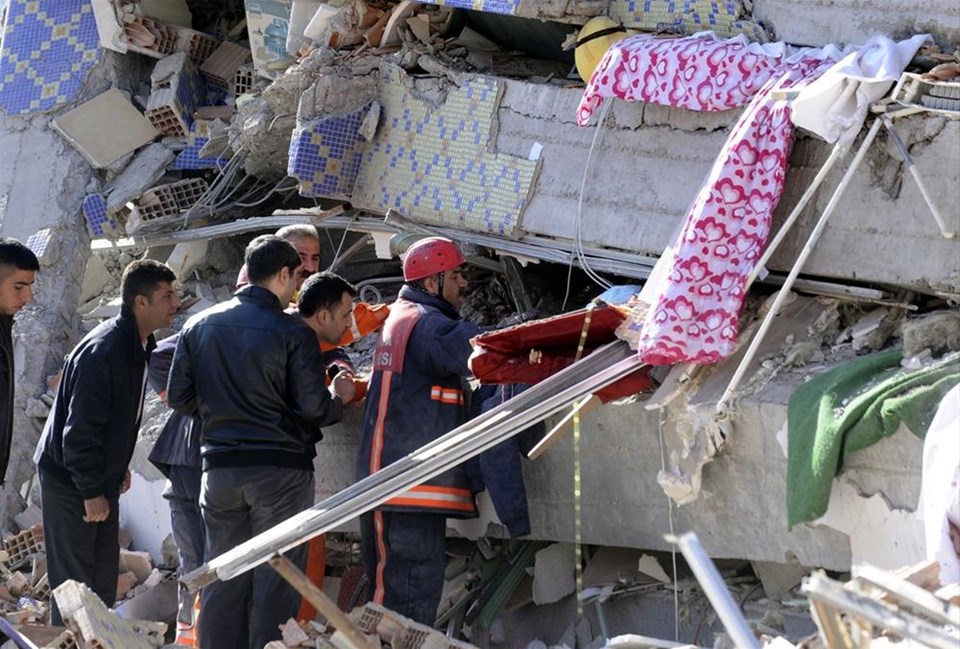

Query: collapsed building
[0,0,958,645]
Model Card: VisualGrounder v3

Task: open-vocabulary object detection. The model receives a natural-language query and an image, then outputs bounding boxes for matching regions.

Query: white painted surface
[119,472,173,566]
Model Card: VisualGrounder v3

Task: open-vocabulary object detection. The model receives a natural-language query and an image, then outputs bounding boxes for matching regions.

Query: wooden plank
[810,600,854,649]
[527,395,601,459]
[803,573,958,649]
[853,563,960,628]
[890,561,941,591]
[268,555,373,649]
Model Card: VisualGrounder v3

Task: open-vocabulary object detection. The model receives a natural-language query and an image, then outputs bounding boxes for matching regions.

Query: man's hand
[121,469,131,495]
[331,372,357,404]
[83,496,110,523]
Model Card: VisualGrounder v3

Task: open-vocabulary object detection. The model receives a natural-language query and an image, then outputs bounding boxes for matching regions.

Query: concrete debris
[53,579,165,648]
[532,543,576,606]
[902,310,960,358]
[102,143,176,216]
[51,89,159,169]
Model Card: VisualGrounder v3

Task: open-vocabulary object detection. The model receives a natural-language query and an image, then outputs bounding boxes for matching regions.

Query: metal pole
[673,533,760,649]
[747,143,845,286]
[880,114,956,239]
[715,117,885,415]
[184,343,642,590]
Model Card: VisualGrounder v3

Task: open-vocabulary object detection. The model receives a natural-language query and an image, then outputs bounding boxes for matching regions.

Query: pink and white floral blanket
[578,34,838,365]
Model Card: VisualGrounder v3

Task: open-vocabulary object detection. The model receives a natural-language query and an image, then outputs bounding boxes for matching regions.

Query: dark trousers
[163,465,204,625]
[360,510,446,625]
[199,466,314,649]
[39,470,119,625]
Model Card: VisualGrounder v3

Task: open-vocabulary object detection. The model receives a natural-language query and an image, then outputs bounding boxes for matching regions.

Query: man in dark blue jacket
[167,236,356,649]
[356,236,479,625]
[0,238,39,486]
[35,260,179,624]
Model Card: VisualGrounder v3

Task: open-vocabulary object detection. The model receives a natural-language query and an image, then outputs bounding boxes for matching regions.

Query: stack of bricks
[146,52,207,137]
[185,30,221,65]
[3,524,44,570]
[126,178,209,234]
[200,42,253,93]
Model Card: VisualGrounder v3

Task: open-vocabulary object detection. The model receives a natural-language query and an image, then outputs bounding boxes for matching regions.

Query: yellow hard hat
[575,17,629,83]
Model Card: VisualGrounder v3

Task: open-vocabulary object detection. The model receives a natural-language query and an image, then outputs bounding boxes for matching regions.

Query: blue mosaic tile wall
[171,124,230,170]
[352,66,539,237]
[418,0,522,14]
[82,194,122,238]
[288,106,368,200]
[608,0,771,41]
[0,0,101,115]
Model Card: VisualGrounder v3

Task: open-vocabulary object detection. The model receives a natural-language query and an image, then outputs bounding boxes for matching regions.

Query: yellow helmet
[575,17,629,83]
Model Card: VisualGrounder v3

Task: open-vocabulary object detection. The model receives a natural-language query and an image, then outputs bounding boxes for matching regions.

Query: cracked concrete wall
[752,0,960,47]
[311,381,920,570]
[496,78,960,293]
[0,51,140,526]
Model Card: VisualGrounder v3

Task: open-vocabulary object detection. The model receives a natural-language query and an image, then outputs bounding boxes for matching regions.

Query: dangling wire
[563,99,616,310]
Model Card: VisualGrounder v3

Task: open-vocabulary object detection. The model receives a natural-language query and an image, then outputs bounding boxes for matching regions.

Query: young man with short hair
[167,236,355,649]
[35,259,179,623]
[0,238,39,485]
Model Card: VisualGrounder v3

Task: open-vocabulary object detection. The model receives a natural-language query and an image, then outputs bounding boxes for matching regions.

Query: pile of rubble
[0,523,174,645]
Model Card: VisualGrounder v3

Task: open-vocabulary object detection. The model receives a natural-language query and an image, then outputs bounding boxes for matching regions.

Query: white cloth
[918,384,960,585]
[792,34,931,145]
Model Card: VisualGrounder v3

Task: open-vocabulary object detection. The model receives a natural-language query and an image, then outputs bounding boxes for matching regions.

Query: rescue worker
[356,236,479,625]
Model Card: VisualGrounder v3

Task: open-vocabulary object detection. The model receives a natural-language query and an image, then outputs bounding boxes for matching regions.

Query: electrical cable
[658,408,681,642]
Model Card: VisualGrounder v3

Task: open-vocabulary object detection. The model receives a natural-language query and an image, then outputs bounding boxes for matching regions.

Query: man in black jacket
[0,238,39,486]
[35,259,179,624]
[167,236,355,649]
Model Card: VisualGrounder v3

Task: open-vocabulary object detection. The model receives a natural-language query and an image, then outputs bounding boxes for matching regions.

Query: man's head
[0,238,39,317]
[245,235,302,306]
[121,259,179,335]
[276,224,321,289]
[297,272,357,346]
[402,237,468,310]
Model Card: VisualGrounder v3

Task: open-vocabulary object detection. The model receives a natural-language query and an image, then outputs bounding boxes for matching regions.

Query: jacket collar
[118,306,157,358]
[235,284,283,310]
[399,284,461,320]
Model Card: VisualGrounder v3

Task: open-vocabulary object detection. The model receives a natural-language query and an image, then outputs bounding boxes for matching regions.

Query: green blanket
[787,349,960,528]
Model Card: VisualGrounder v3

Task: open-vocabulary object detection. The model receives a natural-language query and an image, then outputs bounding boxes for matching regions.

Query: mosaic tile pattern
[24,228,53,262]
[0,0,101,115]
[288,106,369,200]
[608,0,771,41]
[171,124,230,171]
[82,194,122,238]
[353,66,539,236]
[418,0,522,14]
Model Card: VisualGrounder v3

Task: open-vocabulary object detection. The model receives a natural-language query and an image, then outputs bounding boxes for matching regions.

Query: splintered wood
[801,561,960,649]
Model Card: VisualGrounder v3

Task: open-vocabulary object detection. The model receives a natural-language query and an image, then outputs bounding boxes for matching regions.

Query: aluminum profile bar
[184,341,641,590]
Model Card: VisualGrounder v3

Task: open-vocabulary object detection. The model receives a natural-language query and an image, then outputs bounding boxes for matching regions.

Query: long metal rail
[183,340,642,590]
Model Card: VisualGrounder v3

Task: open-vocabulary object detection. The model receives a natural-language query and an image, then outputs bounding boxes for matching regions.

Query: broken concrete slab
[115,575,177,623]
[751,560,808,597]
[166,240,210,280]
[52,89,159,169]
[103,143,176,216]
[532,543,576,606]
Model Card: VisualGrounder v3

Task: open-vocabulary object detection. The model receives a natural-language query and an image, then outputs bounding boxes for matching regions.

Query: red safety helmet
[402,237,465,282]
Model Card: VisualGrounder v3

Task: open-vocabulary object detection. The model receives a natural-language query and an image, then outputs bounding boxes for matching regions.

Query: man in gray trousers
[167,236,355,649]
